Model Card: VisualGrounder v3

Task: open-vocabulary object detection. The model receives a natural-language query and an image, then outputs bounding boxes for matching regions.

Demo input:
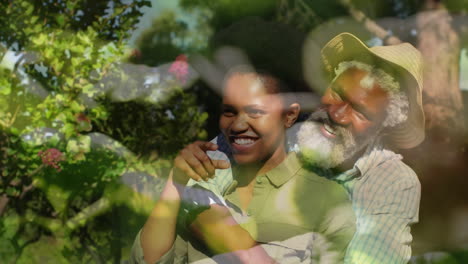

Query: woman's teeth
[234,138,255,145]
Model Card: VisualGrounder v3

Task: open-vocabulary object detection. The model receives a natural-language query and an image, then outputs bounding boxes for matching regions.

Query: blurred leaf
[70,101,84,113]
[61,123,75,138]
[44,185,71,215]
[56,14,65,27]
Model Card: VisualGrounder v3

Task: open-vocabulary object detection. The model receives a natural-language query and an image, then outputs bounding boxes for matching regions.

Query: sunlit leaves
[44,184,72,217]
[55,14,66,27]
[66,135,91,162]
[0,0,211,262]
[0,78,11,95]
[27,27,123,97]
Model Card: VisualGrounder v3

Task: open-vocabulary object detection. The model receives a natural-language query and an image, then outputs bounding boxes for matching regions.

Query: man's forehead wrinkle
[333,60,400,95]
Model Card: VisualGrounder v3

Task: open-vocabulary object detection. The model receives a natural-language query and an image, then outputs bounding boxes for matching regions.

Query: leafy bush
[0,0,207,262]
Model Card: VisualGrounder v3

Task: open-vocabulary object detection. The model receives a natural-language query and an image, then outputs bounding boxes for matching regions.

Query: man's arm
[345,175,421,264]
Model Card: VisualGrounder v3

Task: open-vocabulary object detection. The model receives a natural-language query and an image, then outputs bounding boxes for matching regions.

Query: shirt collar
[335,138,402,182]
[264,152,302,187]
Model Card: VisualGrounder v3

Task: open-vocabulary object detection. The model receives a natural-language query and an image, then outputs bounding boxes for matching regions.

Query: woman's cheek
[219,116,231,133]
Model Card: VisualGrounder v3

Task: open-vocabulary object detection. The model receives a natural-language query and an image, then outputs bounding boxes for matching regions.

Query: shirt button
[256,177,263,184]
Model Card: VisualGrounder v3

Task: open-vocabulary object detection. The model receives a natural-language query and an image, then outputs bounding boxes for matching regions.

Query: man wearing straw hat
[133,32,424,263]
[295,32,424,263]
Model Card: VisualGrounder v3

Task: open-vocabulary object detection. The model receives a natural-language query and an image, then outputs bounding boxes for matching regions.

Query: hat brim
[321,33,425,149]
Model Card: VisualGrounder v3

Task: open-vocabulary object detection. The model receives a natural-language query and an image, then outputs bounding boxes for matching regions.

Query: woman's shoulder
[290,158,350,203]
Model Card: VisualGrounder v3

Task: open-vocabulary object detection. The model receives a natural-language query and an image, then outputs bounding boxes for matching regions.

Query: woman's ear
[285,103,300,128]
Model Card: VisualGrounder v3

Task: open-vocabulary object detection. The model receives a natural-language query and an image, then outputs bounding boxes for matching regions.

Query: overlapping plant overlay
[0,1,207,262]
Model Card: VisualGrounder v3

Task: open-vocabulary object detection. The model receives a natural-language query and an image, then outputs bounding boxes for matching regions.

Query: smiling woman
[219,67,300,172]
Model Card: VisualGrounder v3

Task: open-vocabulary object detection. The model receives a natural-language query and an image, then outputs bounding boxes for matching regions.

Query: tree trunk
[415,5,464,143]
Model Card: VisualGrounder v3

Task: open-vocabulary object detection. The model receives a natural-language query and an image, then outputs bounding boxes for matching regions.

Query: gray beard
[295,121,377,169]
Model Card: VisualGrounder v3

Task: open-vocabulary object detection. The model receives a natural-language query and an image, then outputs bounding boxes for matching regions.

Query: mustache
[307,108,356,146]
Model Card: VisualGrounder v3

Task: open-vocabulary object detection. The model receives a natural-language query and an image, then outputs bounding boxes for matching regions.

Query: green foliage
[0,0,151,50]
[180,0,278,31]
[130,10,214,66]
[131,11,189,66]
[444,0,468,12]
[0,0,209,262]
[100,87,208,157]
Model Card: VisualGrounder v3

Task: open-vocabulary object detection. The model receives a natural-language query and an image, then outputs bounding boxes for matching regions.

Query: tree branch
[8,105,20,127]
[17,166,44,200]
[19,182,35,199]
[12,231,42,263]
[339,0,402,45]
[24,210,62,234]
[0,194,10,216]
[65,197,111,231]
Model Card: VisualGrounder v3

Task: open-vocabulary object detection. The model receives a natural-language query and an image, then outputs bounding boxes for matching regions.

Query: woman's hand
[173,141,230,184]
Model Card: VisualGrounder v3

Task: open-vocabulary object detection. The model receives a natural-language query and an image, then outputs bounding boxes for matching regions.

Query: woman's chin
[232,152,262,166]
[233,156,254,165]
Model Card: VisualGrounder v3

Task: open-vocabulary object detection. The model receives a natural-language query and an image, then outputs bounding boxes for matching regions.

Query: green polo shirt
[131,152,355,263]
[225,152,356,252]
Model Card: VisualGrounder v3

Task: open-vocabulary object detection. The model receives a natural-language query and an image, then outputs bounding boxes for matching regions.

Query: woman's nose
[231,114,249,132]
[328,103,351,125]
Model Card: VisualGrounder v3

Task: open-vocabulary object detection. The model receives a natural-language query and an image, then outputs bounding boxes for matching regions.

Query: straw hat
[320,32,425,149]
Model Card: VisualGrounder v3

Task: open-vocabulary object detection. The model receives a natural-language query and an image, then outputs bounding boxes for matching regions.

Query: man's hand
[173,141,231,184]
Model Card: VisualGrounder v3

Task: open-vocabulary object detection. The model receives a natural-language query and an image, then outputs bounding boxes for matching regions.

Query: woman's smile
[230,135,260,153]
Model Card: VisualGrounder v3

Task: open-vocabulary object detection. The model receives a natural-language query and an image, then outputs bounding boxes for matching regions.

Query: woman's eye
[222,109,235,117]
[248,109,265,117]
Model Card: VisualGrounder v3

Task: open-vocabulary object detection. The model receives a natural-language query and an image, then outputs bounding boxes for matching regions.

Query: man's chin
[297,122,343,169]
[299,148,336,170]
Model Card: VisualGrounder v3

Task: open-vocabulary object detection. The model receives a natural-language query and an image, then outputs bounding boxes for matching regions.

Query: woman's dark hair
[224,64,294,97]
[223,64,312,122]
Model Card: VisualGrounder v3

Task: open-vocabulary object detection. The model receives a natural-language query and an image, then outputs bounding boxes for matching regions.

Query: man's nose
[328,103,351,125]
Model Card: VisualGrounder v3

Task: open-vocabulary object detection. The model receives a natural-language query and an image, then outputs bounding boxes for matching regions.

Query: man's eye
[331,90,342,101]
[354,111,368,121]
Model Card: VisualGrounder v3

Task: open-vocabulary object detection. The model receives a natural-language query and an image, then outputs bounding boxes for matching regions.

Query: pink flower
[75,113,89,122]
[168,54,189,84]
[130,49,141,59]
[38,148,64,172]
[75,113,92,132]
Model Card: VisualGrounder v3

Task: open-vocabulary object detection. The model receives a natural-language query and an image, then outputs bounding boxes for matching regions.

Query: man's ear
[285,103,300,128]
